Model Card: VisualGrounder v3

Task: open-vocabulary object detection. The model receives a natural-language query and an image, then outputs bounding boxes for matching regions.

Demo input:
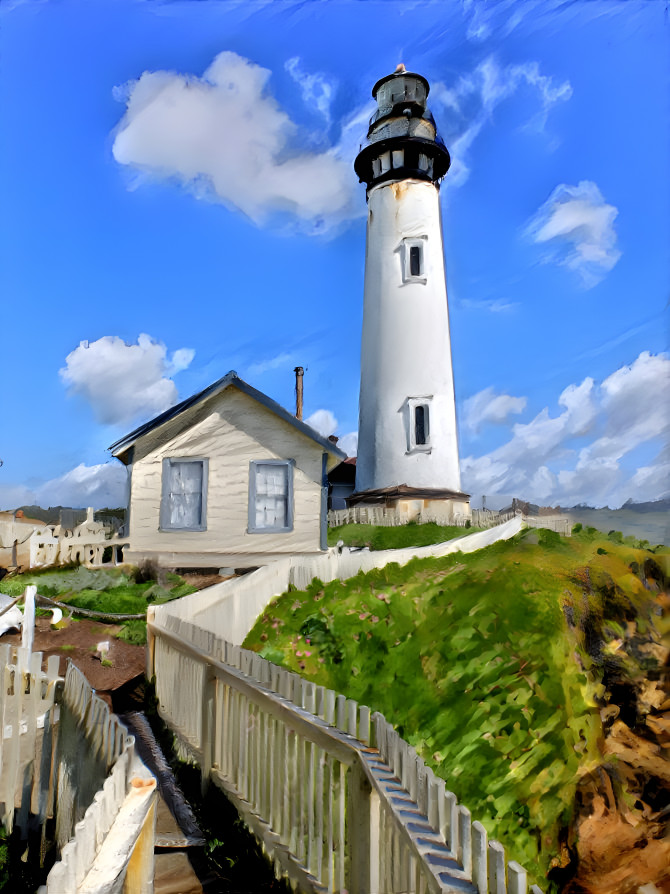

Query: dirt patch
[1,615,146,704]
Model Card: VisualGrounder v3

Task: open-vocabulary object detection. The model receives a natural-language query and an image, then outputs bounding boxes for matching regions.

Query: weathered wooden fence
[0,644,62,836]
[150,611,543,893]
[43,662,156,893]
[328,507,516,529]
[1,641,156,893]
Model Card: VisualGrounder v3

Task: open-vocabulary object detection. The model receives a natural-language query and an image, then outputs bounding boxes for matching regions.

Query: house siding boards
[124,386,335,564]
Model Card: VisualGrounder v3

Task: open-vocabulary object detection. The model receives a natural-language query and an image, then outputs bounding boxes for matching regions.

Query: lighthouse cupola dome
[354,65,450,190]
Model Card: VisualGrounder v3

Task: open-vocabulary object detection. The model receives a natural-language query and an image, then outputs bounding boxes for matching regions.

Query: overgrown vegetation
[327,521,479,550]
[0,565,195,642]
[244,525,668,889]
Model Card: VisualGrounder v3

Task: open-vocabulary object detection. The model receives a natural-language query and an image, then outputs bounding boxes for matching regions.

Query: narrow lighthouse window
[410,245,422,277]
[407,397,432,452]
[415,405,428,445]
[402,237,427,284]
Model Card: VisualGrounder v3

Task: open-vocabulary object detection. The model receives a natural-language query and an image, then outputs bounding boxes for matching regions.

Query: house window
[249,460,294,533]
[402,237,427,283]
[160,458,208,531]
[407,398,432,452]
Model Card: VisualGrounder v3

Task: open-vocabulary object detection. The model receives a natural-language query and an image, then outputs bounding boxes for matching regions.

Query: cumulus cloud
[0,463,128,511]
[285,57,335,123]
[60,334,194,426]
[338,431,358,459]
[433,56,572,186]
[463,387,527,433]
[305,409,338,437]
[462,352,670,507]
[112,51,361,232]
[526,181,620,287]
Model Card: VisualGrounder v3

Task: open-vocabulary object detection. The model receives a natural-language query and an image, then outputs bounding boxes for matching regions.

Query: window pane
[255,464,289,528]
[415,405,428,445]
[410,245,422,277]
[168,461,203,527]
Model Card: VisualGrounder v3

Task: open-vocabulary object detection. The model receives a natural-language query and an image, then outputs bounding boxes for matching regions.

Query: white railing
[43,662,156,893]
[152,516,525,647]
[328,506,516,529]
[521,516,571,536]
[150,611,543,893]
[0,644,62,835]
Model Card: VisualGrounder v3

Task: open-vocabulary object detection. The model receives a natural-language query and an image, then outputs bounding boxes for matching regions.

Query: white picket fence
[42,661,156,893]
[1,641,156,893]
[328,506,516,529]
[150,611,543,894]
[0,644,62,836]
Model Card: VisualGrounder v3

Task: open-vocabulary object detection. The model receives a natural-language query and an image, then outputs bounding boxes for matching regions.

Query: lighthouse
[351,66,470,519]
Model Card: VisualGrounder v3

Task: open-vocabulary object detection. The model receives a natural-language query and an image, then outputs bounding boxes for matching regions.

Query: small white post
[21,586,36,654]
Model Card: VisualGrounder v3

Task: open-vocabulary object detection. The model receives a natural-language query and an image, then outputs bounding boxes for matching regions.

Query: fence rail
[150,611,543,894]
[328,507,516,529]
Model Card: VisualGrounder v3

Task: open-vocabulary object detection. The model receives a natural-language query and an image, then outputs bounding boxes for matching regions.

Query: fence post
[201,664,216,796]
[146,606,156,680]
[346,760,380,894]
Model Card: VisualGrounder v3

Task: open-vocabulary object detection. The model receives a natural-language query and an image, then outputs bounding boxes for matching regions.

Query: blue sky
[0,0,668,510]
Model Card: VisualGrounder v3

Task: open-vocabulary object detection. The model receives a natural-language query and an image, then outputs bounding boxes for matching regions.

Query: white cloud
[460,298,519,313]
[112,51,361,233]
[0,463,128,511]
[525,181,620,287]
[463,387,527,433]
[462,352,670,507]
[285,57,335,123]
[59,334,194,426]
[305,409,337,437]
[246,352,295,377]
[338,431,358,459]
[433,56,572,186]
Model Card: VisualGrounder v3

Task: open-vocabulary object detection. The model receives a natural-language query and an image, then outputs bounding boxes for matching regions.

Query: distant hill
[620,497,670,514]
[16,505,126,530]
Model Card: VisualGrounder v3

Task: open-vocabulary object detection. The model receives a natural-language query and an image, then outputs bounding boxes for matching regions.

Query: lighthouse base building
[349,66,470,523]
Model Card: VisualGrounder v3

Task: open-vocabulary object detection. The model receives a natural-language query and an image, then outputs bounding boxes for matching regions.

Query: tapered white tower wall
[353,67,467,507]
[355,179,461,492]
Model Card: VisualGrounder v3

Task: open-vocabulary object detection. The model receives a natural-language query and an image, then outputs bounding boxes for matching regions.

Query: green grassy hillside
[243,526,668,888]
[327,521,481,550]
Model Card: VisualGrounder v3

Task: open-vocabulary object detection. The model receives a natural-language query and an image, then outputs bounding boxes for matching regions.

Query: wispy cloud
[246,352,295,377]
[525,180,620,288]
[59,334,194,426]
[462,352,670,507]
[460,298,519,313]
[285,56,336,123]
[112,51,362,234]
[432,56,572,185]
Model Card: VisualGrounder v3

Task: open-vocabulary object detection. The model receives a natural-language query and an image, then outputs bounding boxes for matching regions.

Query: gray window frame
[159,456,209,532]
[406,397,433,454]
[401,236,428,285]
[248,459,295,535]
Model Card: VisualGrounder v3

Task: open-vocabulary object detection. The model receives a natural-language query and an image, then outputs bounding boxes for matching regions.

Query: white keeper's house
[109,372,345,570]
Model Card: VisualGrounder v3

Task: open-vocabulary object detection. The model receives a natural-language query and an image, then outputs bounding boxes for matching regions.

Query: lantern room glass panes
[249,461,294,532]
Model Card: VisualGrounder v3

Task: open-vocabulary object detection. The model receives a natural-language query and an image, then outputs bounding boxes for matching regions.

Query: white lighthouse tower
[351,66,469,519]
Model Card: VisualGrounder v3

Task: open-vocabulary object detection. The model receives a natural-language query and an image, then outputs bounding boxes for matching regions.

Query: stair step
[154,852,203,894]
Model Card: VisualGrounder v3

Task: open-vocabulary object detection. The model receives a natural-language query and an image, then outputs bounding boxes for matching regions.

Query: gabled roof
[108,371,347,463]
